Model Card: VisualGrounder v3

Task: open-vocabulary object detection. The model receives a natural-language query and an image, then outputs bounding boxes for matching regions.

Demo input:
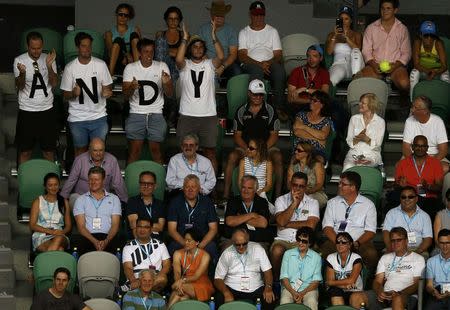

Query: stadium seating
[84,298,121,310]
[346,77,389,118]
[124,160,166,201]
[172,300,209,310]
[275,304,312,310]
[412,80,450,122]
[346,166,383,207]
[218,300,257,310]
[33,251,77,293]
[324,306,355,310]
[77,251,120,299]
[281,33,320,76]
[63,28,105,64]
[20,27,64,67]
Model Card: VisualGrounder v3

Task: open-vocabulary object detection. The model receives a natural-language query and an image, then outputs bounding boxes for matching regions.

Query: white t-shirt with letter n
[123,60,170,114]
[60,57,113,122]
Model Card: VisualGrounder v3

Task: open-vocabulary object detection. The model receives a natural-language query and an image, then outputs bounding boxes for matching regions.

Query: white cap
[248,79,266,94]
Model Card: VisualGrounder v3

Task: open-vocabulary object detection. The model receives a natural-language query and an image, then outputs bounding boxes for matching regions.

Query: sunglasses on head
[117,12,130,17]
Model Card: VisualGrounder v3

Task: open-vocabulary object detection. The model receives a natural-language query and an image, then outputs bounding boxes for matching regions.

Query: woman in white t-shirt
[325,232,363,306]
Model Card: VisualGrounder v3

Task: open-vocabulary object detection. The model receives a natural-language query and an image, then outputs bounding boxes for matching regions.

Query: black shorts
[328,286,352,304]
[15,108,57,152]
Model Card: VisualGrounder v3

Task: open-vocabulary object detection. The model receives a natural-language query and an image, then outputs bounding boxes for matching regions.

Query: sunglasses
[336,240,350,245]
[390,238,405,243]
[136,225,151,229]
[140,182,155,187]
[248,146,257,151]
[297,238,309,244]
[117,12,130,17]
[251,93,264,97]
[295,148,305,153]
[400,195,416,200]
[32,61,40,73]
[234,242,248,248]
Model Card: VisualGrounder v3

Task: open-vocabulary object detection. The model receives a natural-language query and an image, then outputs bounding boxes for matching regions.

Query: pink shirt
[362,18,411,65]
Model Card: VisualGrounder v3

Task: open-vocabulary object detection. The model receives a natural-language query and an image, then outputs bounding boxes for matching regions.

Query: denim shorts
[68,116,108,148]
[125,113,167,142]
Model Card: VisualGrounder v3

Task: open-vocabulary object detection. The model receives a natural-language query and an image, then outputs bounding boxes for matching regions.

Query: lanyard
[401,209,418,232]
[249,159,262,176]
[389,252,408,273]
[242,201,253,214]
[412,157,426,179]
[89,194,105,217]
[235,250,248,274]
[182,248,199,276]
[440,255,450,281]
[182,155,198,174]
[336,252,352,279]
[142,197,152,218]
[140,294,152,310]
[137,240,154,265]
[185,199,198,224]
[44,199,56,225]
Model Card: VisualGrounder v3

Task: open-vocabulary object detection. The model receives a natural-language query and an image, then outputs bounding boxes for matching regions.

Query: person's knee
[271,244,285,259]
[270,151,283,165]
[227,150,242,164]
[130,32,140,42]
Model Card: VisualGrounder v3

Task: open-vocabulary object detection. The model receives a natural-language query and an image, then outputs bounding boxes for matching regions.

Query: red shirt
[395,155,444,198]
[288,66,330,89]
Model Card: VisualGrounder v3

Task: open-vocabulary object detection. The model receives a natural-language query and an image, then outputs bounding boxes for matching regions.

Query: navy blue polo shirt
[126,195,165,221]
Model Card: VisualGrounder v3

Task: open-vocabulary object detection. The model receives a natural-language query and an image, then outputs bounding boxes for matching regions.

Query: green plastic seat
[33,251,77,293]
[346,166,383,207]
[84,298,120,310]
[63,28,105,64]
[347,77,389,118]
[276,303,312,310]
[18,159,60,211]
[124,160,166,201]
[441,36,450,64]
[20,27,63,67]
[325,306,355,310]
[324,129,337,163]
[412,80,450,122]
[172,300,209,310]
[218,300,257,310]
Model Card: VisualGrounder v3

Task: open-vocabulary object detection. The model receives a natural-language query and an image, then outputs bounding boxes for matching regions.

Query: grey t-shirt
[31,289,85,310]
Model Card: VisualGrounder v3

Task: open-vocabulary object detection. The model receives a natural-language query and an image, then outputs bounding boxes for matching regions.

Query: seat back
[324,306,355,310]
[63,29,105,64]
[275,303,312,310]
[441,36,450,64]
[21,28,64,68]
[84,298,121,310]
[172,300,210,310]
[33,251,77,293]
[218,301,257,310]
[281,33,320,76]
[346,166,383,207]
[347,78,389,118]
[412,80,450,122]
[227,74,250,120]
[18,159,60,210]
[77,251,120,299]
[124,160,166,200]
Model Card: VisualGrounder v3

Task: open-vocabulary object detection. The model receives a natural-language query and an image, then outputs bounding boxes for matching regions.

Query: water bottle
[360,302,366,310]
[163,295,167,306]
[256,297,261,310]
[67,25,74,32]
[116,293,122,307]
[209,296,215,310]
[116,248,122,262]
[72,247,79,261]
[379,163,386,182]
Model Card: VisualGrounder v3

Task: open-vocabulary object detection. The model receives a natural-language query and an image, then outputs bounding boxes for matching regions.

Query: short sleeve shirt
[60,57,113,122]
[233,103,280,143]
[288,66,330,89]
[13,52,56,111]
[238,24,282,62]
[224,195,271,242]
[280,248,323,291]
[123,60,170,114]
[198,22,238,59]
[126,195,165,222]
[31,289,85,310]
[73,191,122,234]
[167,194,218,237]
[426,254,450,287]
[326,252,363,291]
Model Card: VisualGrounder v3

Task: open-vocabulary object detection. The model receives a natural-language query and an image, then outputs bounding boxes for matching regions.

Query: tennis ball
[379,60,391,73]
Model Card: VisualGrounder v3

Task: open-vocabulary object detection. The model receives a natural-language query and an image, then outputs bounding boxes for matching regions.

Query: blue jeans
[68,116,108,148]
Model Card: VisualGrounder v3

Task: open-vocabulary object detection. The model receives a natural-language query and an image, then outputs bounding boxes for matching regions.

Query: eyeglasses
[291,183,306,189]
[32,61,40,73]
[248,146,257,151]
[338,181,352,187]
[140,182,155,187]
[400,195,416,200]
[412,144,428,148]
[390,238,405,243]
[336,240,350,245]
[136,225,151,229]
[295,148,305,153]
[439,241,450,245]
[234,242,248,248]
[297,238,309,244]
[117,12,130,18]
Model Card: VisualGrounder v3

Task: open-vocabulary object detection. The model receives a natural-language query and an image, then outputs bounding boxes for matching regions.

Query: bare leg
[223,149,244,198]
[109,42,121,76]
[47,236,67,251]
[203,147,218,176]
[270,243,287,280]
[42,151,55,162]
[331,296,345,306]
[269,149,283,198]
[153,274,168,292]
[390,66,410,92]
[127,140,144,164]
[18,150,33,164]
[168,292,183,309]
[391,293,407,310]
[349,292,369,309]
[357,66,382,79]
[149,141,164,164]
[131,37,140,62]
[74,146,88,158]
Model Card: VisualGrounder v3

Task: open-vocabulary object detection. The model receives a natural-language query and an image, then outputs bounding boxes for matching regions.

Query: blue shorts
[125,113,167,142]
[68,116,108,148]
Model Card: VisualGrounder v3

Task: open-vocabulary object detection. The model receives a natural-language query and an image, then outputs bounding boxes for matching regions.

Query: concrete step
[0,248,13,269]
[0,269,15,292]
[14,280,33,310]
[0,223,11,246]
[0,293,16,310]
[0,202,9,222]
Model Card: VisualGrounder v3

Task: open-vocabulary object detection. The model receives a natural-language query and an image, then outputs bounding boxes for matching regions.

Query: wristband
[181,39,188,45]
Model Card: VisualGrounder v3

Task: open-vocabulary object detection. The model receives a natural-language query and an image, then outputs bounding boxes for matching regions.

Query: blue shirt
[73,190,122,234]
[167,193,218,237]
[426,254,450,287]
[280,248,322,291]
[383,206,432,247]
[122,289,166,310]
[198,22,238,59]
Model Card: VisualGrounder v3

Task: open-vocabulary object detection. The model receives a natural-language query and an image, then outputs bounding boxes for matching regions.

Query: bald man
[61,138,128,206]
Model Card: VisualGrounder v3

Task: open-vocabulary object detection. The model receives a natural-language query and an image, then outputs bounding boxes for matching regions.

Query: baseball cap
[420,21,437,36]
[249,1,265,15]
[307,44,324,56]
[248,79,266,94]
[339,5,353,18]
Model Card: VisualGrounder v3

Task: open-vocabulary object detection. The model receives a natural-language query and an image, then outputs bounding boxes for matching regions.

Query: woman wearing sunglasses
[168,228,214,308]
[410,20,449,100]
[343,93,385,171]
[104,3,141,76]
[325,232,363,307]
[287,142,327,209]
[238,138,274,210]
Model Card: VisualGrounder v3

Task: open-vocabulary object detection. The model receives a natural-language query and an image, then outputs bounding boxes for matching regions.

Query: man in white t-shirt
[175,22,224,172]
[122,218,170,292]
[351,227,425,310]
[271,172,320,280]
[14,31,58,164]
[60,32,113,157]
[214,228,275,309]
[238,1,286,111]
[122,38,174,164]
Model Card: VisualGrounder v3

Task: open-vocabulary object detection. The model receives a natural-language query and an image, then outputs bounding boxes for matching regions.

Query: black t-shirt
[31,290,85,310]
[224,195,273,242]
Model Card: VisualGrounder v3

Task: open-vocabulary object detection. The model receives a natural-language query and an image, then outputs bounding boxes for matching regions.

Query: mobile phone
[336,18,343,31]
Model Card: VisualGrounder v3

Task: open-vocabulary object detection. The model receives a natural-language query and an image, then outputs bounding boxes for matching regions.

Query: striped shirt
[243,157,267,191]
[122,289,166,310]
